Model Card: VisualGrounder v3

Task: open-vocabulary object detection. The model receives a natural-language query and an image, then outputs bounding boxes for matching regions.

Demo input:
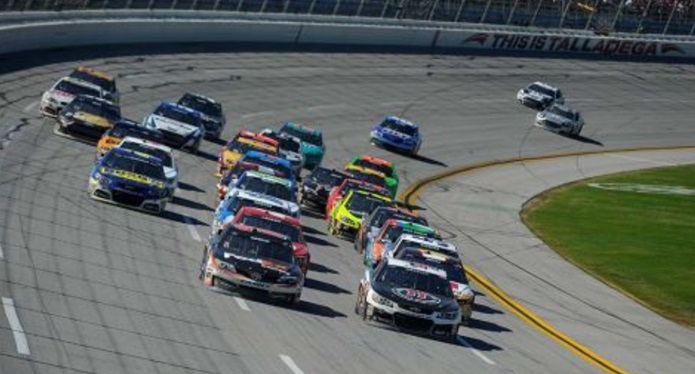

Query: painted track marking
[280,355,305,374]
[233,297,250,311]
[0,243,4,259]
[2,297,30,355]
[22,100,38,113]
[184,217,202,242]
[605,153,676,166]
[458,336,496,365]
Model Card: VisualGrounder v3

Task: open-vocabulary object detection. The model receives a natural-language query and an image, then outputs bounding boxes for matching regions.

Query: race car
[95,119,163,159]
[216,151,294,201]
[298,167,349,209]
[117,137,178,200]
[370,116,422,156]
[395,247,475,325]
[327,189,392,238]
[212,189,295,235]
[88,148,168,214]
[279,122,325,170]
[69,66,119,103]
[325,178,390,221]
[224,170,299,216]
[355,257,460,340]
[259,128,305,175]
[217,135,278,176]
[57,95,121,138]
[229,206,310,274]
[344,165,389,195]
[517,82,565,110]
[143,102,205,152]
[535,104,585,136]
[347,155,399,197]
[40,77,107,118]
[386,234,459,261]
[355,206,428,254]
[200,223,304,306]
[364,219,441,269]
[177,92,226,139]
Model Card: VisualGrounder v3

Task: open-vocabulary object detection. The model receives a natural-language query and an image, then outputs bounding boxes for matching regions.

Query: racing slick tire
[355,287,368,320]
[286,292,302,307]
[198,246,209,280]
[328,218,338,236]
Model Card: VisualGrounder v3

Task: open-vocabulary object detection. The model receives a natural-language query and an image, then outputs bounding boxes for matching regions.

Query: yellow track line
[398,145,695,374]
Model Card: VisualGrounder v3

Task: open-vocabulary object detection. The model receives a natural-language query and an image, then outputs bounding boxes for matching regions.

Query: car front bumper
[88,178,167,214]
[366,298,458,336]
[205,264,302,296]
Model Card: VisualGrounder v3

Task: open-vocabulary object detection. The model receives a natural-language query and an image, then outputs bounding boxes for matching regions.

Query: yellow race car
[328,188,392,239]
[217,136,277,176]
[70,66,119,103]
[344,164,390,196]
[57,95,121,139]
[95,119,164,159]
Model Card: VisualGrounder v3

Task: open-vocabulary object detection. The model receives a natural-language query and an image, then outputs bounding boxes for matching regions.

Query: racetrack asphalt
[1,46,695,374]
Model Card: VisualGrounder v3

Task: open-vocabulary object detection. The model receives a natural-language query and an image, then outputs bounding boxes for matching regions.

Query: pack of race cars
[40,66,578,342]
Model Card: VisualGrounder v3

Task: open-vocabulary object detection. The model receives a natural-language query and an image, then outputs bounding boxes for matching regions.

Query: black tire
[356,288,368,320]
[198,246,209,280]
[286,292,301,307]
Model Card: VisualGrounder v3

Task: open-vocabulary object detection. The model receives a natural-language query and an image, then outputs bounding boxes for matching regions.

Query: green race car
[279,122,324,170]
[347,155,399,197]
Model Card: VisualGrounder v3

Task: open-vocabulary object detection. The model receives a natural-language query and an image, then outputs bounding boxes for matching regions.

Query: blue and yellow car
[88,148,169,214]
[279,122,325,170]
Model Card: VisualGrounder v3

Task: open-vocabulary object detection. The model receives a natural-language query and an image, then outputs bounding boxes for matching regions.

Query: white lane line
[184,217,202,242]
[279,355,305,374]
[22,100,39,113]
[233,296,251,311]
[0,243,4,259]
[457,336,496,365]
[240,110,275,119]
[2,298,30,355]
[606,153,677,166]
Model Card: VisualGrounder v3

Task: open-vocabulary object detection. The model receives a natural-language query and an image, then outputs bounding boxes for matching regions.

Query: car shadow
[562,133,604,146]
[308,261,339,275]
[473,303,505,315]
[301,208,327,220]
[206,137,227,146]
[213,287,346,318]
[177,182,205,193]
[194,149,219,162]
[304,278,352,295]
[456,333,504,352]
[407,153,448,167]
[305,234,338,248]
[468,318,512,333]
[171,196,214,212]
[159,211,208,226]
[290,299,348,318]
[368,324,503,351]
[301,224,326,237]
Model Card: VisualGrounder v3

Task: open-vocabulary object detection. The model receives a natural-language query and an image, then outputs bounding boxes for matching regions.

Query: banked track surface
[1,46,695,374]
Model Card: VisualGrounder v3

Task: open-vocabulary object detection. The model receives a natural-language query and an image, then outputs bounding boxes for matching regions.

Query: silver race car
[517,81,565,110]
[536,104,584,136]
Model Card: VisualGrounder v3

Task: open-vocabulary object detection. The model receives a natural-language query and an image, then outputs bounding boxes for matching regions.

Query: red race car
[225,206,310,274]
[325,178,390,221]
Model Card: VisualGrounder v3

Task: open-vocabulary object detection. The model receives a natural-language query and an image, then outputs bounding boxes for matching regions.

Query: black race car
[298,167,349,209]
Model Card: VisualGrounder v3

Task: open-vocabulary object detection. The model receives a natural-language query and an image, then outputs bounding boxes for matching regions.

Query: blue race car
[212,189,295,235]
[143,102,204,153]
[370,116,422,156]
[242,150,296,181]
[88,148,169,214]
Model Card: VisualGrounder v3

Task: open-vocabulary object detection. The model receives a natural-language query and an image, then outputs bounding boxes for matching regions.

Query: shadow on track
[473,303,505,315]
[468,318,512,333]
[178,181,206,193]
[194,149,219,163]
[171,196,214,212]
[308,261,339,275]
[160,211,208,226]
[304,278,352,295]
[305,234,338,248]
[457,334,504,352]
[300,208,327,220]
[407,153,448,167]
[206,137,228,146]
[562,133,604,146]
[301,224,326,237]
[291,299,348,318]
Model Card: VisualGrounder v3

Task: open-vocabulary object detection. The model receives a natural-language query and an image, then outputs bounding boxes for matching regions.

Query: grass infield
[522,165,695,325]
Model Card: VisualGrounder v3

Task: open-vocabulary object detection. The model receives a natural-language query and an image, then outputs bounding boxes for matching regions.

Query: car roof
[234,189,291,208]
[236,206,300,226]
[397,234,457,252]
[157,102,200,116]
[355,155,392,167]
[386,219,434,232]
[73,94,116,106]
[529,81,558,90]
[345,165,386,178]
[244,151,291,166]
[58,77,105,92]
[109,147,163,165]
[227,224,292,245]
[183,92,217,104]
[120,136,172,153]
[235,137,276,151]
[283,121,321,134]
[385,258,447,277]
[383,116,418,128]
[398,247,458,264]
[74,66,114,81]
[548,103,577,113]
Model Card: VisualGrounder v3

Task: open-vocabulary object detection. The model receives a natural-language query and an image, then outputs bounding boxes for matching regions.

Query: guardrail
[1,10,694,59]
[2,0,695,37]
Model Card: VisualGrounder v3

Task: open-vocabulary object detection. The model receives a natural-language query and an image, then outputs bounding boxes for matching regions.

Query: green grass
[522,165,695,325]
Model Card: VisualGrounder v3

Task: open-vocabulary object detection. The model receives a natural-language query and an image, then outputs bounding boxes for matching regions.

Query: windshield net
[240,215,300,242]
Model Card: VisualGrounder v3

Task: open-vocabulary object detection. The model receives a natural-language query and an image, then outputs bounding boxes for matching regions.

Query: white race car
[212,189,296,235]
[143,102,205,153]
[224,170,300,217]
[517,81,565,110]
[386,233,459,261]
[116,136,179,200]
[259,128,305,175]
[40,77,107,118]
[536,104,584,136]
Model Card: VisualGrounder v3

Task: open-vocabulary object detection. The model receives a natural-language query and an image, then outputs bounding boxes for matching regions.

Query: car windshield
[220,232,293,264]
[238,176,292,201]
[68,98,120,122]
[119,143,173,168]
[547,106,574,119]
[312,168,346,186]
[374,212,427,229]
[240,215,301,242]
[102,152,164,181]
[55,80,102,98]
[383,225,434,243]
[110,123,163,142]
[378,265,453,298]
[346,193,387,215]
[178,95,222,117]
[353,159,392,177]
[528,84,555,97]
[280,137,301,153]
[70,70,115,92]
[395,252,468,284]
[281,126,323,147]
[380,118,417,136]
[349,172,385,188]
[154,105,199,126]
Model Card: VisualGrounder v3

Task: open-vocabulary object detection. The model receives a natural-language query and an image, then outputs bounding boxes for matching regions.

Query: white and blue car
[224,170,300,218]
[212,189,296,235]
[370,116,422,156]
[144,102,204,153]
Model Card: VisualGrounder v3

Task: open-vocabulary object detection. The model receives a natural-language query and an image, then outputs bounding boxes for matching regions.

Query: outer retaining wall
[1,11,694,59]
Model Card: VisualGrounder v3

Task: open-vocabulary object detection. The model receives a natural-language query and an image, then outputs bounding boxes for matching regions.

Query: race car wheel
[328,219,337,236]
[286,292,301,307]
[355,288,368,320]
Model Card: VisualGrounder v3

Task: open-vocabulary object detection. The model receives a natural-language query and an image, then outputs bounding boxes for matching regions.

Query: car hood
[148,115,198,135]
[302,143,323,155]
[372,280,458,312]
[223,150,243,163]
[526,90,552,101]
[539,112,572,124]
[47,89,76,104]
[378,127,411,139]
[70,111,114,128]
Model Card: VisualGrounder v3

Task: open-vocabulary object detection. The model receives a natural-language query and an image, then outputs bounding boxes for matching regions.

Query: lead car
[200,223,304,306]
[355,257,461,342]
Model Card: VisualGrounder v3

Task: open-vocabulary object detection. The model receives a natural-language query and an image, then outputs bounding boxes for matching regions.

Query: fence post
[428,0,439,21]
[333,0,341,15]
[530,0,544,27]
[558,0,571,28]
[260,0,268,12]
[283,0,291,13]
[381,0,390,18]
[636,0,652,33]
[583,0,599,30]
[236,0,243,11]
[454,0,466,22]
[611,0,624,31]
[479,0,492,23]
[662,1,679,35]
[507,0,520,25]
[356,0,366,16]
[308,0,317,14]
[690,18,695,35]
